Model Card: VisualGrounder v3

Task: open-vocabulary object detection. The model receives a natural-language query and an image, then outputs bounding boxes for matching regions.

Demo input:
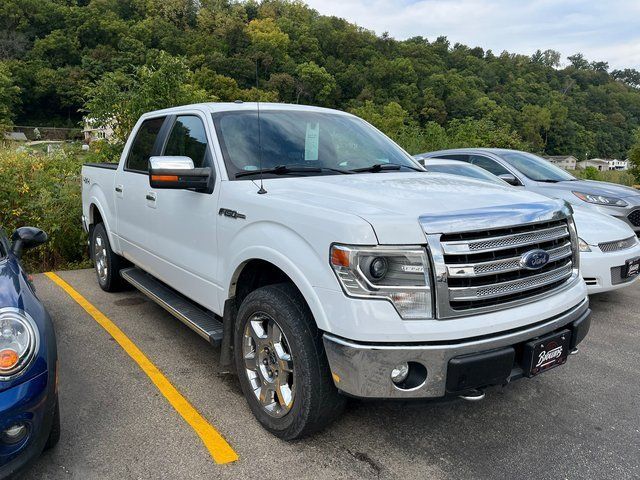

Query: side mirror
[148,156,212,193]
[498,173,520,186]
[11,227,48,257]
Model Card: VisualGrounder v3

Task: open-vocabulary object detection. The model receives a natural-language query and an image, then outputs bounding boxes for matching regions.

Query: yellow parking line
[45,272,239,465]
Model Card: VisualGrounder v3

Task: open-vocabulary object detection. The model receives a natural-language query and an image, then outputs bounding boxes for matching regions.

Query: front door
[142,113,222,313]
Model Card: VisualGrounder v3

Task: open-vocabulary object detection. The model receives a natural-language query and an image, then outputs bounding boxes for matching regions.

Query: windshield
[427,163,507,185]
[212,110,419,178]
[497,151,575,182]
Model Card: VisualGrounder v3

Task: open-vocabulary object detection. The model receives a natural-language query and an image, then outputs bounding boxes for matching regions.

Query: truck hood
[266,172,562,243]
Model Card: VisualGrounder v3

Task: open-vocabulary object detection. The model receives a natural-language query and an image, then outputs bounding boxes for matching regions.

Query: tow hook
[459,389,485,401]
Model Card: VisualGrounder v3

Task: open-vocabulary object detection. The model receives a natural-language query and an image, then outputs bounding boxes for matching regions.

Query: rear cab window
[125,116,166,173]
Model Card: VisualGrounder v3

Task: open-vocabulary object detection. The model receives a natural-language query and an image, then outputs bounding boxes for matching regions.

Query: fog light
[391,363,409,384]
[2,423,27,444]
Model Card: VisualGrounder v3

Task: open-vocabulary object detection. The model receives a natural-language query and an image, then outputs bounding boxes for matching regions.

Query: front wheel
[234,283,345,439]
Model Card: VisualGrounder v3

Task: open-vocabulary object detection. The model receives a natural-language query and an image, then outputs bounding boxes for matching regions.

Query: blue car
[0,227,59,478]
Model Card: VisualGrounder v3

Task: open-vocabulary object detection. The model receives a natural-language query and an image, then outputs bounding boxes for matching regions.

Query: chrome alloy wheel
[242,312,295,418]
[93,232,108,283]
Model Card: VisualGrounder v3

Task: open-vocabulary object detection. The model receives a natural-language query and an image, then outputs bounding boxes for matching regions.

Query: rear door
[114,115,167,270]
[142,112,221,312]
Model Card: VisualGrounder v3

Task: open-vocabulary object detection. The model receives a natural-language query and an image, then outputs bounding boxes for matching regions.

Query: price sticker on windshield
[305,122,319,161]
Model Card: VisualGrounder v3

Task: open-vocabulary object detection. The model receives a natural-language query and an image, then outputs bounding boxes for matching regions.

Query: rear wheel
[91,223,128,292]
[234,283,345,439]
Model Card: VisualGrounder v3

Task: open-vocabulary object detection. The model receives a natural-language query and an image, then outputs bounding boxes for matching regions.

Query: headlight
[578,238,591,252]
[572,191,628,207]
[0,308,38,380]
[330,245,432,319]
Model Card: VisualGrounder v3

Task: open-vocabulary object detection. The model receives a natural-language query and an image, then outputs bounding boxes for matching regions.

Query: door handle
[145,194,156,201]
[115,186,123,193]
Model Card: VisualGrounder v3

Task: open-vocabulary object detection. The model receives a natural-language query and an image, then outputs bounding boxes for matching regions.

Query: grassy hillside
[1,0,640,160]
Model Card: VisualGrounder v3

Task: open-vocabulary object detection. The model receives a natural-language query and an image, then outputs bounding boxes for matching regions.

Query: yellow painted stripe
[45,272,238,464]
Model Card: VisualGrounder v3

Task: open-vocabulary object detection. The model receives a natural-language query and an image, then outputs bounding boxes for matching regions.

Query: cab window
[163,116,209,168]
[126,117,166,172]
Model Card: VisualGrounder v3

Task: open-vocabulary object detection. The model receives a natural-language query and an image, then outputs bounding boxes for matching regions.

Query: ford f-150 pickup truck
[81,103,591,439]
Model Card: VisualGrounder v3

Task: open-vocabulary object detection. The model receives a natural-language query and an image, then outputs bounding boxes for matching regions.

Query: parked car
[420,159,640,294]
[415,148,640,235]
[82,103,590,439]
[0,226,59,477]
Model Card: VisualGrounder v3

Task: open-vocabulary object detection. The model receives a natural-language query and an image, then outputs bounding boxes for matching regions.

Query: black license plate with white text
[523,329,571,377]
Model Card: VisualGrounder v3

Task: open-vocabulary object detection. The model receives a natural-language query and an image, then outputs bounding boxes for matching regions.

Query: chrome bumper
[323,297,590,399]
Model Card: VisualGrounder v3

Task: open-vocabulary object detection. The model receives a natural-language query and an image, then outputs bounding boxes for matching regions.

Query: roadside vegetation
[0,147,88,271]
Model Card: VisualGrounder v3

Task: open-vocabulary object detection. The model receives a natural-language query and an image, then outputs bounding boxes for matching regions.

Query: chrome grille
[443,225,569,254]
[438,219,576,313]
[598,236,638,253]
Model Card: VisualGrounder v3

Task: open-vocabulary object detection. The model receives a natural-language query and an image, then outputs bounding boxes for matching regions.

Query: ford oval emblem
[520,249,550,270]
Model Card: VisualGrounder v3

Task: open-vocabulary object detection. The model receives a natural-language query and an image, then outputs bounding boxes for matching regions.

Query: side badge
[219,208,246,220]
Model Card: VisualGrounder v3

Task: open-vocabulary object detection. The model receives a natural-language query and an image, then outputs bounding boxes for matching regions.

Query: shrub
[0,147,88,272]
[569,168,637,187]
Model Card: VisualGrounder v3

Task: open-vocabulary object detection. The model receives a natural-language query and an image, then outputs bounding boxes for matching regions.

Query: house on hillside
[607,158,628,170]
[576,158,610,171]
[545,155,577,170]
[82,117,115,143]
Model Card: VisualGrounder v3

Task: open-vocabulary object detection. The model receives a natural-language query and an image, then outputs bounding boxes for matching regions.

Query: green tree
[628,128,640,182]
[295,61,336,104]
[85,52,214,142]
[0,62,20,130]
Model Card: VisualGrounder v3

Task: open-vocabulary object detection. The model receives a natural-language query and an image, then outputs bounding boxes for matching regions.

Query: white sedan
[420,158,640,294]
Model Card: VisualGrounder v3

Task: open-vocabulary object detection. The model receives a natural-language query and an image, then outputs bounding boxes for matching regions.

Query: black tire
[91,223,128,292]
[44,399,60,450]
[234,283,345,439]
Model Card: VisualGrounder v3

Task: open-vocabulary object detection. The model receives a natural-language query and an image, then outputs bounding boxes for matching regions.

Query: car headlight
[0,308,38,380]
[572,191,628,207]
[330,245,432,319]
[578,238,591,252]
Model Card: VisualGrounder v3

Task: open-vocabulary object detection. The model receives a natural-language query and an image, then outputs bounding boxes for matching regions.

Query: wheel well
[232,259,296,308]
[90,204,103,227]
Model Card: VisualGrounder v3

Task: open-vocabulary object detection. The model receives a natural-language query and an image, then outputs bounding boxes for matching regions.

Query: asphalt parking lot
[18,269,640,479]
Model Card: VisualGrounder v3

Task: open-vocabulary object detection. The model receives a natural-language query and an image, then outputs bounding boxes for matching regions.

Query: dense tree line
[2,0,640,160]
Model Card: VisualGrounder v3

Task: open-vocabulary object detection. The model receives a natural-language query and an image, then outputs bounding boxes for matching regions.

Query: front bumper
[323,297,590,399]
[581,243,640,294]
[0,370,57,478]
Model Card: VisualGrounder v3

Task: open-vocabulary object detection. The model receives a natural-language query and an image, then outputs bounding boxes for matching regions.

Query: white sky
[304,0,640,70]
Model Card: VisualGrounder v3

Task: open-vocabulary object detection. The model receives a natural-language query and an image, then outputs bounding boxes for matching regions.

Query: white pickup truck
[81,103,591,439]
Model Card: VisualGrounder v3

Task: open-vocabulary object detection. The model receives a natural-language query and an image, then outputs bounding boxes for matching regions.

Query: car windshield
[212,110,420,178]
[426,163,507,185]
[497,151,576,182]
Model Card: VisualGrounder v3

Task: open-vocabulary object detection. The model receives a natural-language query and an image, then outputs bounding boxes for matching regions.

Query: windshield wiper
[235,164,352,178]
[349,163,424,173]
[536,179,561,183]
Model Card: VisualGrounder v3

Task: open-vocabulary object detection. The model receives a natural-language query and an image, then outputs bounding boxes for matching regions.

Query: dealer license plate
[523,329,571,377]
